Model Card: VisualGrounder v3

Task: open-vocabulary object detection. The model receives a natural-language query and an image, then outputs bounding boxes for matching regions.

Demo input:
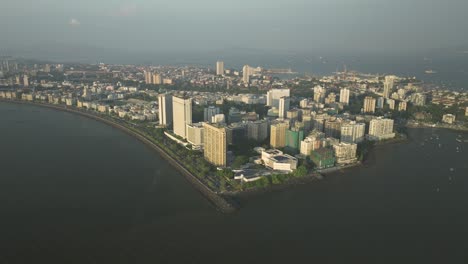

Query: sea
[0,102,467,263]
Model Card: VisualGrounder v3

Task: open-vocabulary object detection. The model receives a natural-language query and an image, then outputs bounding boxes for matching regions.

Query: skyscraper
[242,65,250,84]
[216,61,224,75]
[313,85,326,103]
[247,120,268,142]
[339,88,350,105]
[158,94,173,128]
[203,123,227,167]
[363,96,376,113]
[152,73,162,85]
[144,70,152,84]
[23,75,29,87]
[279,96,290,119]
[172,96,192,139]
[383,75,396,99]
[270,121,289,148]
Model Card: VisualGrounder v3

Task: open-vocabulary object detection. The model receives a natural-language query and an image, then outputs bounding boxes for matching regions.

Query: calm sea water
[1,102,467,263]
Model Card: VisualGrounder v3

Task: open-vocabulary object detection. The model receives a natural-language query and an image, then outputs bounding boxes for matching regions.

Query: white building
[279,96,290,119]
[172,96,192,139]
[383,75,396,98]
[261,149,298,172]
[158,93,173,127]
[340,121,365,143]
[267,88,290,108]
[368,117,395,141]
[339,88,350,105]
[187,122,204,150]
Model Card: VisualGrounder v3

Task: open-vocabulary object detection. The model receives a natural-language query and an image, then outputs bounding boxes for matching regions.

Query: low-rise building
[442,114,456,124]
[261,149,298,172]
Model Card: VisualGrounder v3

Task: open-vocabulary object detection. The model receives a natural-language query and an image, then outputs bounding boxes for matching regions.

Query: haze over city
[2,0,468,62]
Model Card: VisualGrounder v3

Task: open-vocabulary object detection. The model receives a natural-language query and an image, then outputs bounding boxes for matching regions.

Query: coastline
[406,121,468,132]
[0,99,238,214]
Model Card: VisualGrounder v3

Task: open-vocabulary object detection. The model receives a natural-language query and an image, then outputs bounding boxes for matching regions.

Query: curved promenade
[0,99,237,214]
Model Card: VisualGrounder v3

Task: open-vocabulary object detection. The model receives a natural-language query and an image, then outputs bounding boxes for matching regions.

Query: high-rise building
[376,97,385,109]
[340,121,366,143]
[340,88,350,105]
[267,89,290,108]
[172,96,192,139]
[300,130,325,156]
[270,121,289,148]
[324,117,343,139]
[285,128,304,153]
[187,122,204,150]
[203,123,227,167]
[333,143,358,165]
[158,94,173,128]
[369,117,395,141]
[144,70,152,84]
[247,120,268,142]
[216,61,224,75]
[279,96,290,119]
[243,65,250,84]
[204,106,221,123]
[152,73,162,85]
[313,86,326,103]
[383,75,396,98]
[363,96,376,113]
[23,75,29,87]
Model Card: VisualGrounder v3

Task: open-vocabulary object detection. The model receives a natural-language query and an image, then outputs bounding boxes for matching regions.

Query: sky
[1,0,468,60]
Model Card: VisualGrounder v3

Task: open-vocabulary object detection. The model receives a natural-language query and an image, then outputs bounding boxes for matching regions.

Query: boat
[425,70,437,74]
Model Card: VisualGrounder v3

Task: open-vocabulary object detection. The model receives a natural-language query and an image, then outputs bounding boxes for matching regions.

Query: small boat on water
[450,168,455,172]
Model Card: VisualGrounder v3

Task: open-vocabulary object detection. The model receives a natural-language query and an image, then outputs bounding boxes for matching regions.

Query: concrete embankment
[0,99,237,214]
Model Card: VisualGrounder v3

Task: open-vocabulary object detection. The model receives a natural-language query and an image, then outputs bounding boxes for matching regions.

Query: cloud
[69,18,81,27]
[111,4,137,17]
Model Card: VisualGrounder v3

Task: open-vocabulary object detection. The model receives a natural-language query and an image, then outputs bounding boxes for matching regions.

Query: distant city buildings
[383,75,396,98]
[267,88,290,108]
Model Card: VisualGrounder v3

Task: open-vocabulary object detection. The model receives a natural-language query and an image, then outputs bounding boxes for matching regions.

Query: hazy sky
[2,0,468,56]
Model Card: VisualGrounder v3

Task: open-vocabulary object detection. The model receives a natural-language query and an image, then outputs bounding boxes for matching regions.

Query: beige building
[442,114,456,124]
[216,61,224,75]
[340,121,365,143]
[363,96,376,113]
[172,96,192,139]
[187,123,204,150]
[340,88,350,105]
[270,121,289,148]
[203,123,227,167]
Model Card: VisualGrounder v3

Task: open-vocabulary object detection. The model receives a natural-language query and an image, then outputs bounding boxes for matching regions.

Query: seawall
[0,99,237,214]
